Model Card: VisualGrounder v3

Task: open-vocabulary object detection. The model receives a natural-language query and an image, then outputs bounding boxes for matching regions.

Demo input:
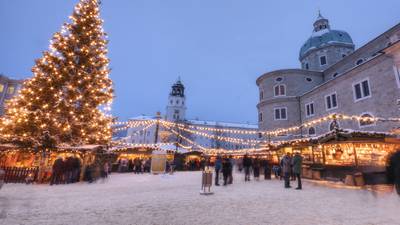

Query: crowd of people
[50,156,110,185]
[116,158,151,173]
[50,156,81,185]
[213,152,303,190]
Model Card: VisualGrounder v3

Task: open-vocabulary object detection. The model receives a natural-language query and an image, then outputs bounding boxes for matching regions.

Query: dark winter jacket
[215,158,222,170]
[292,154,303,174]
[243,156,252,168]
[280,155,292,174]
[222,159,232,174]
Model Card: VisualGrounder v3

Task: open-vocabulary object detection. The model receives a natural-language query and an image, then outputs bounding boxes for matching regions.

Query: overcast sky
[1,0,400,124]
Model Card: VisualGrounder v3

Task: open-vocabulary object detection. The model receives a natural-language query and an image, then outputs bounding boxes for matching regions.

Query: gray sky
[1,0,400,124]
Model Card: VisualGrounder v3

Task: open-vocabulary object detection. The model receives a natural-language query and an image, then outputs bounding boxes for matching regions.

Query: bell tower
[166,78,186,121]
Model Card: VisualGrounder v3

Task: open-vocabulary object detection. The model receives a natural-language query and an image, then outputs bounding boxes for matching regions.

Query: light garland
[124,122,156,137]
[112,119,156,126]
[162,122,259,146]
[160,120,259,135]
[112,120,156,132]
[0,0,113,146]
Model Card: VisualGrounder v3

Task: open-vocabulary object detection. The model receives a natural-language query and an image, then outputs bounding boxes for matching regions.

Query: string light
[0,0,113,147]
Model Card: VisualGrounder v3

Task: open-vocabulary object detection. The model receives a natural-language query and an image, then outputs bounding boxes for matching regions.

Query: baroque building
[257,13,400,138]
[124,79,260,150]
[0,74,23,115]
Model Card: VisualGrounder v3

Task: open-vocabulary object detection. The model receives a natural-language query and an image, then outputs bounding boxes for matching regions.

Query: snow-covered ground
[0,171,399,225]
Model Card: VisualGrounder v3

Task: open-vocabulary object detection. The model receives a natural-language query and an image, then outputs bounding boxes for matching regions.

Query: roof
[187,119,258,129]
[128,115,157,121]
[299,29,354,59]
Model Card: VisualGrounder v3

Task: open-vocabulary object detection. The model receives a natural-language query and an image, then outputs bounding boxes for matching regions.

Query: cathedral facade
[257,13,400,138]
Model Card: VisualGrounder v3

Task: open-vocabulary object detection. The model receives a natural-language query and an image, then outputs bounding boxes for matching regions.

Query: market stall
[270,130,400,184]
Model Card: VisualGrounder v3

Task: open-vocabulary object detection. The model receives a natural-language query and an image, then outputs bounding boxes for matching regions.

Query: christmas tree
[0,0,113,147]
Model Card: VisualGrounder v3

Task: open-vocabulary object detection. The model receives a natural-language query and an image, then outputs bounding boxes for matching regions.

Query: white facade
[123,79,261,150]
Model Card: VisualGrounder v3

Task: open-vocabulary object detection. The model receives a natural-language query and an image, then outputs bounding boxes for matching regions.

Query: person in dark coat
[72,157,81,183]
[50,157,63,185]
[222,157,232,186]
[228,156,234,184]
[292,152,303,190]
[262,159,271,180]
[214,155,222,186]
[253,157,260,181]
[65,157,75,184]
[243,154,252,182]
[387,150,400,195]
[281,153,292,188]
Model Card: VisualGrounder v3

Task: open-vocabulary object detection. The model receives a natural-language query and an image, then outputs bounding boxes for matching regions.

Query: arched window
[308,127,316,136]
[329,121,340,131]
[356,59,364,65]
[260,91,264,100]
[359,113,375,127]
[274,84,286,96]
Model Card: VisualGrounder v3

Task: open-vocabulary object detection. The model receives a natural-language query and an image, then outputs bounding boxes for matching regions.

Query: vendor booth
[0,144,107,183]
[270,130,400,184]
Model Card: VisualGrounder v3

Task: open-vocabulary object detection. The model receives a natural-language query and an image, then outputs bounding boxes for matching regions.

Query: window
[359,113,375,127]
[274,84,286,96]
[356,59,364,65]
[0,84,4,92]
[7,86,14,94]
[274,107,287,120]
[393,66,400,88]
[320,56,327,66]
[308,127,316,136]
[305,63,309,70]
[260,91,264,100]
[170,100,173,105]
[342,54,347,58]
[353,79,371,101]
[275,77,283,82]
[176,100,179,104]
[258,113,263,122]
[333,73,338,78]
[329,121,340,131]
[305,102,315,117]
[325,93,338,110]
[305,77,313,82]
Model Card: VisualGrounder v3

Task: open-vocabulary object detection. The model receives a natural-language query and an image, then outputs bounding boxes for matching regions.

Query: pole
[154,112,161,144]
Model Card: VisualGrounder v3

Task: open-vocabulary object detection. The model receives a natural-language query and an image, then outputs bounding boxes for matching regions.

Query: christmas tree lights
[0,0,113,147]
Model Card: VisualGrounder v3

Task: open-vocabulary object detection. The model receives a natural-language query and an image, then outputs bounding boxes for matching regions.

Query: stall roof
[267,129,398,149]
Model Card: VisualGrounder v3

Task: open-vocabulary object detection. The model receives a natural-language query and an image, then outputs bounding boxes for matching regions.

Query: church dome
[299,12,354,60]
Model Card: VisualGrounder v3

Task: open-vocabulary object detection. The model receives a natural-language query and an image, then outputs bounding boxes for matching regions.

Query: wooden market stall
[271,130,400,184]
[0,144,107,183]
[110,146,175,172]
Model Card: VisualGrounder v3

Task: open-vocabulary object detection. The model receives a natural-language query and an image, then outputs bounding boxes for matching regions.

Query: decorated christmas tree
[0,0,113,147]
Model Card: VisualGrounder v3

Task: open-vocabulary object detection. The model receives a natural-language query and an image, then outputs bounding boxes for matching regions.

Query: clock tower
[166,78,186,121]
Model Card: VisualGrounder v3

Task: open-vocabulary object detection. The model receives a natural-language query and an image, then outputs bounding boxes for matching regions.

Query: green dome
[299,29,354,59]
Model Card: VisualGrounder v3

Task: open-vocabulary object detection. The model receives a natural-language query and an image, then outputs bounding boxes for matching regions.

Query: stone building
[124,79,260,150]
[257,13,400,139]
[0,74,23,115]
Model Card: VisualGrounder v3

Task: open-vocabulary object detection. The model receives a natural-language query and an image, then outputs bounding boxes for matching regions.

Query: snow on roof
[158,144,190,153]
[129,115,156,121]
[311,28,330,37]
[187,119,258,129]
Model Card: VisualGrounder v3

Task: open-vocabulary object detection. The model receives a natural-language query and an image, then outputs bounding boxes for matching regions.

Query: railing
[0,167,39,183]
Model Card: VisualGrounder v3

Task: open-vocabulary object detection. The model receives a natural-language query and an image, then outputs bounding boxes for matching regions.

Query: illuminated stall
[0,144,107,183]
[272,130,400,184]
